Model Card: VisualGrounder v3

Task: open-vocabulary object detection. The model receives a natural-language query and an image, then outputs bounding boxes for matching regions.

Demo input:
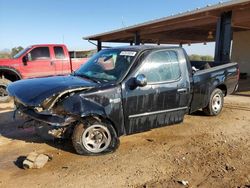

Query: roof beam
[141,33,214,44]
[233,24,250,30]
[138,17,218,35]
[232,6,250,24]
[98,16,217,42]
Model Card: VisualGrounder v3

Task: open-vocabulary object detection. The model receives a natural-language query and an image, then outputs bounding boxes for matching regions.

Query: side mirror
[22,55,28,66]
[135,74,147,87]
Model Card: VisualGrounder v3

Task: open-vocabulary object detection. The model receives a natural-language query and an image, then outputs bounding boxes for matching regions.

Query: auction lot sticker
[120,51,137,56]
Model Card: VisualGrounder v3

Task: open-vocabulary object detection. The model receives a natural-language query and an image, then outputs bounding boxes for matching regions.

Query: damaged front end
[14,88,92,138]
[8,76,97,139]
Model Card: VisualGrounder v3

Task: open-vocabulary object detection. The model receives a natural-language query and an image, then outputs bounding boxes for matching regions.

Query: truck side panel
[71,58,88,71]
[190,63,238,113]
[121,48,192,135]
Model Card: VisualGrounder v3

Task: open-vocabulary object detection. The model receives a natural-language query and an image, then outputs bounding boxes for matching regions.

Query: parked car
[0,44,88,102]
[7,46,239,155]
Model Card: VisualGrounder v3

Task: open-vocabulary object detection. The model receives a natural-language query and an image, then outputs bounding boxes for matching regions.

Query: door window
[29,47,50,61]
[54,46,66,59]
[138,50,181,83]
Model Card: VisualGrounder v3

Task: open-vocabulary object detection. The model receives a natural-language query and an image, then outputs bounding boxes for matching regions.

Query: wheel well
[81,115,119,136]
[216,84,227,96]
[0,68,21,82]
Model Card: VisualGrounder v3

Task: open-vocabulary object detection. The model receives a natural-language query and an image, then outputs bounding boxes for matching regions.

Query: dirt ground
[0,95,249,188]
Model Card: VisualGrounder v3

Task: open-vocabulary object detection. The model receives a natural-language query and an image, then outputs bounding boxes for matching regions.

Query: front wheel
[203,88,224,116]
[72,118,119,155]
[0,78,12,103]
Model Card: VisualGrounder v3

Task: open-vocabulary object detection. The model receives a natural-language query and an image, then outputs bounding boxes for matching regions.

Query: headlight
[34,107,44,112]
[41,94,59,109]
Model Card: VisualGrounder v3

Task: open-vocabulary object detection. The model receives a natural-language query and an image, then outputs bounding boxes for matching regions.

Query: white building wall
[232,30,250,75]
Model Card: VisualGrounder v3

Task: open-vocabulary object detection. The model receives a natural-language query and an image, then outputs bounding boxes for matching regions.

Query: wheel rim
[212,93,222,113]
[82,124,111,153]
[0,84,8,98]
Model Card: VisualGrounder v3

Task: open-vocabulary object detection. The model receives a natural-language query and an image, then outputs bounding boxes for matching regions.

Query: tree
[10,46,24,58]
[0,52,11,59]
[189,54,214,61]
[201,55,214,61]
[189,54,202,61]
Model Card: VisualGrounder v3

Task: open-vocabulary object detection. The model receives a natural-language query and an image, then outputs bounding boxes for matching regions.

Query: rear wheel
[72,118,119,155]
[203,88,224,116]
[0,78,12,103]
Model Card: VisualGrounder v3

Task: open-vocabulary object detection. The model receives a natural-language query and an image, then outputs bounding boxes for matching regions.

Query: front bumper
[16,105,76,127]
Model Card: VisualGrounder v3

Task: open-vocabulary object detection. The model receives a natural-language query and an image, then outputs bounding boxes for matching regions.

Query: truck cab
[17,44,73,78]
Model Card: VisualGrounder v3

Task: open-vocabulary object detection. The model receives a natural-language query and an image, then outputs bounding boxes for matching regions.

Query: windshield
[74,49,137,82]
[13,47,31,59]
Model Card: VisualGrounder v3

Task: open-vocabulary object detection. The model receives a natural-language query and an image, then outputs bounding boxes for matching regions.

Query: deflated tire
[72,118,119,155]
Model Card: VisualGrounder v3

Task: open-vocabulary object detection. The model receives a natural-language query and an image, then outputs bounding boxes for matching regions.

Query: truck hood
[7,75,96,107]
[0,58,19,65]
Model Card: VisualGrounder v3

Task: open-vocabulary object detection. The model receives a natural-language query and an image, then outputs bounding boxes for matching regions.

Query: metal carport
[83,0,250,66]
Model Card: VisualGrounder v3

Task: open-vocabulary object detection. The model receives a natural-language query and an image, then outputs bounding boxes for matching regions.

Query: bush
[189,54,214,61]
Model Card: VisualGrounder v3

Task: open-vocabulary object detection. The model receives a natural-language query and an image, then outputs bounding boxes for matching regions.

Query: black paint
[8,46,239,138]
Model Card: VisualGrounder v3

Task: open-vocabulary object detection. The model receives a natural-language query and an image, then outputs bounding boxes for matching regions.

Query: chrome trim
[177,88,188,93]
[128,107,188,119]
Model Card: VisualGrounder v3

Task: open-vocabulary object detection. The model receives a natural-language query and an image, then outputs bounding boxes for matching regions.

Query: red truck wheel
[0,78,12,103]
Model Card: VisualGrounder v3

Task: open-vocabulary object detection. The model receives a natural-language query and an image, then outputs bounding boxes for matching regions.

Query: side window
[29,47,50,61]
[54,47,66,59]
[138,50,181,83]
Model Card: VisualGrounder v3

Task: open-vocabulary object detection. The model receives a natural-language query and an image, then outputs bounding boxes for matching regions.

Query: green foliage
[200,55,214,61]
[0,46,24,59]
[189,54,214,61]
[10,46,24,58]
[189,54,202,61]
[70,49,97,58]
[86,49,97,57]
[0,53,11,59]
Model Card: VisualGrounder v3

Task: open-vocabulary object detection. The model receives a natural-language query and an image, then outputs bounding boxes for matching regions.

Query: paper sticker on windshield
[120,51,137,56]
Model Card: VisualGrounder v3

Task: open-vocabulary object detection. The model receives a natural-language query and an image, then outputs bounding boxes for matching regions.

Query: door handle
[177,88,187,93]
[50,61,55,65]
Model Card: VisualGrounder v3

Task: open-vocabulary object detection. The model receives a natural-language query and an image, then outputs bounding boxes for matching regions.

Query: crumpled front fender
[59,94,107,118]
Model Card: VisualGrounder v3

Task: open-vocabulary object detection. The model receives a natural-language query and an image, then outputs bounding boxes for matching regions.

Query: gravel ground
[0,95,249,188]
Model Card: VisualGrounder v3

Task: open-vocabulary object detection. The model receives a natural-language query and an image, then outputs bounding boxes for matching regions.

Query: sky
[0,0,229,55]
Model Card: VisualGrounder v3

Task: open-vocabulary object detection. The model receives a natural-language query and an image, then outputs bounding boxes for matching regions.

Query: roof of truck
[103,45,181,51]
[29,44,66,47]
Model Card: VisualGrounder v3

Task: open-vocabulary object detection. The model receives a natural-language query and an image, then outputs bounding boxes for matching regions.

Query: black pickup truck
[7,46,239,155]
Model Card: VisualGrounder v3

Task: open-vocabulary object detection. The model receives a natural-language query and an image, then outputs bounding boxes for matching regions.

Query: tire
[203,88,224,116]
[0,78,12,103]
[72,118,119,155]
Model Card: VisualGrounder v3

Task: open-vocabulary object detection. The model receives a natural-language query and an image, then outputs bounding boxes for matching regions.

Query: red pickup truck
[0,44,88,102]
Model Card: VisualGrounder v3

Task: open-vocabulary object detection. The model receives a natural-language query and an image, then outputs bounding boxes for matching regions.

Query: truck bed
[190,62,238,113]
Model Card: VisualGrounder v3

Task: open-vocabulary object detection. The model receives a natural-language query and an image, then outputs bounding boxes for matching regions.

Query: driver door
[22,47,56,78]
[122,49,190,135]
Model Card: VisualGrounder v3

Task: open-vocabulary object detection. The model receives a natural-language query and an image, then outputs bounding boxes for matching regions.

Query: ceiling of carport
[84,0,250,44]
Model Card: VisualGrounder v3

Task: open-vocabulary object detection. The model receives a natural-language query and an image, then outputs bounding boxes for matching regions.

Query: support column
[214,11,232,65]
[97,40,102,52]
[134,31,141,45]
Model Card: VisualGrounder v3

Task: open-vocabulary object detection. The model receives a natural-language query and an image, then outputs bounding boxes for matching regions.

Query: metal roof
[83,0,250,44]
